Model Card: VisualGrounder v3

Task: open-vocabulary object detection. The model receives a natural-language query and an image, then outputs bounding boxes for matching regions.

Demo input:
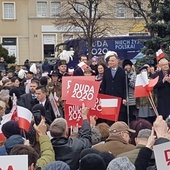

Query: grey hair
[0,89,9,102]
[50,118,67,138]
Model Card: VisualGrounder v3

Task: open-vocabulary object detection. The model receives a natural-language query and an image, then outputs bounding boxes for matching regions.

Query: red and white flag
[100,99,119,115]
[17,106,32,132]
[156,49,165,61]
[134,72,159,98]
[78,62,88,70]
[0,113,12,141]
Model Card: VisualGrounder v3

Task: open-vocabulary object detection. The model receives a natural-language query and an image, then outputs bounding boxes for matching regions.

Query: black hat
[122,59,133,68]
[26,70,34,74]
[32,104,46,117]
[48,70,59,77]
[58,60,67,66]
[139,66,148,72]
[2,121,20,138]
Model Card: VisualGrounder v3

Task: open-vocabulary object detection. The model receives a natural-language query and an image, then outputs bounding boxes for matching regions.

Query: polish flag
[68,68,74,75]
[134,72,150,98]
[156,49,165,61]
[78,62,88,70]
[100,99,118,114]
[17,106,32,132]
[0,113,13,141]
[134,72,159,98]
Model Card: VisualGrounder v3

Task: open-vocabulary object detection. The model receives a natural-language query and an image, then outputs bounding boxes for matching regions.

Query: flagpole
[148,93,159,117]
[125,71,130,126]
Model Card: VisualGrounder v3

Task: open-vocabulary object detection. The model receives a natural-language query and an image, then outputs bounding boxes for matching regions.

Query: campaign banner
[66,79,100,108]
[0,155,28,170]
[153,141,170,170]
[65,104,82,128]
[62,76,95,100]
[64,94,122,127]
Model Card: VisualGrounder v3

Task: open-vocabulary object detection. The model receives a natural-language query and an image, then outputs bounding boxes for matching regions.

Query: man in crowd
[21,79,39,111]
[0,57,8,74]
[57,60,69,82]
[101,51,127,122]
[93,121,135,156]
[151,58,170,119]
[35,85,56,125]
[50,103,91,170]
[73,55,88,76]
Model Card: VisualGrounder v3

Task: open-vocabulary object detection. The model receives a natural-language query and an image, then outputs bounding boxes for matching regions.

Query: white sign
[153,141,170,170]
[0,155,28,169]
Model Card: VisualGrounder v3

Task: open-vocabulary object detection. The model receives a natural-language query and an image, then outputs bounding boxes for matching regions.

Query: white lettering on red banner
[71,83,94,101]
[68,105,82,121]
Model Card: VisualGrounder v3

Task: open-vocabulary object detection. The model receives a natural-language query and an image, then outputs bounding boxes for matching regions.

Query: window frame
[50,1,61,17]
[115,3,126,18]
[2,2,16,20]
[36,1,48,17]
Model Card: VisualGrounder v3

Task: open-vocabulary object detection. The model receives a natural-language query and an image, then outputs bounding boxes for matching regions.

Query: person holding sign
[101,51,127,123]
[49,103,91,170]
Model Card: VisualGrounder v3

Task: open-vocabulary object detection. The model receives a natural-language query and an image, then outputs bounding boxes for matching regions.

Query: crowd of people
[0,50,170,170]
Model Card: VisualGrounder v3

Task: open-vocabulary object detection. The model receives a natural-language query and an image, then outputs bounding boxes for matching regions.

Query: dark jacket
[101,67,126,99]
[151,70,170,118]
[93,135,135,156]
[73,67,84,76]
[44,98,56,125]
[42,61,52,73]
[135,147,153,170]
[51,119,91,170]
[21,93,39,111]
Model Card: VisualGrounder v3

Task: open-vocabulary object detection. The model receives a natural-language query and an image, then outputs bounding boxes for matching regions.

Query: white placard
[153,141,170,170]
[0,155,28,169]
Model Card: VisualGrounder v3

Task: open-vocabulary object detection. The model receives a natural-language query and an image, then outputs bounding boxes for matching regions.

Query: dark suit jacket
[21,93,38,111]
[101,67,126,99]
[73,67,84,76]
[151,70,170,118]
[44,98,56,125]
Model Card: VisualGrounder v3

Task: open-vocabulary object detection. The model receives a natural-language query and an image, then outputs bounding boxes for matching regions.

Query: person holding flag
[136,66,157,124]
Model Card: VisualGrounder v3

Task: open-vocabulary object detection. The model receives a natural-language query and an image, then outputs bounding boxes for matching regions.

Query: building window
[116,3,126,18]
[2,2,16,19]
[74,2,85,13]
[51,2,61,17]
[133,4,142,18]
[37,2,47,17]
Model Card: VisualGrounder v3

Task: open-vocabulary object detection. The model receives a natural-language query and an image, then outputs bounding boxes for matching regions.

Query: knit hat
[40,77,48,86]
[2,121,20,138]
[107,157,135,170]
[32,104,46,117]
[109,121,136,134]
[43,161,70,170]
[4,135,24,154]
[91,127,102,145]
[104,51,118,62]
[122,59,133,68]
[79,153,106,170]
[9,88,20,99]
[99,152,115,168]
[80,148,101,160]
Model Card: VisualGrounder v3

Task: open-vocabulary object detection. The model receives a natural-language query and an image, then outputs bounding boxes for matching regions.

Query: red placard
[65,103,82,128]
[66,79,100,108]
[62,76,95,100]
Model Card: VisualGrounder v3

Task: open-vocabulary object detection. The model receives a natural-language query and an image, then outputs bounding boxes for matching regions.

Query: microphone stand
[125,70,130,126]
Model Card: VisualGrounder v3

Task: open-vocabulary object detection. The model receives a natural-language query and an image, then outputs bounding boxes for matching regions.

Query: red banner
[65,104,82,128]
[66,79,100,108]
[64,94,122,127]
[62,76,95,100]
